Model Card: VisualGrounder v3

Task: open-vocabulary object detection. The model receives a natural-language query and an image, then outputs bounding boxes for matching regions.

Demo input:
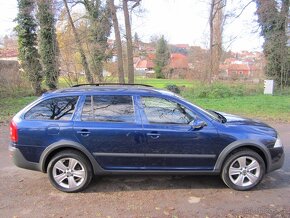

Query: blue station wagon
[9,84,284,192]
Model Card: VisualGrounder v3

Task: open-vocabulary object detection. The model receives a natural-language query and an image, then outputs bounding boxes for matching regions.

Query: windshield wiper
[207,110,227,123]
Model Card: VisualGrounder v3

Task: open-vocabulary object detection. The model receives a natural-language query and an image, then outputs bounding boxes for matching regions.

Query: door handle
[147,132,160,139]
[77,129,91,137]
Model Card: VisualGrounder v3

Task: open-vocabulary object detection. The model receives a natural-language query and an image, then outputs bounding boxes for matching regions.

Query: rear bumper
[9,144,40,172]
[267,147,284,172]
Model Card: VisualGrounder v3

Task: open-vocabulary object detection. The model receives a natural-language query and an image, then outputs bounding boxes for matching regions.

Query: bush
[155,66,165,79]
[166,84,181,94]
[0,60,33,98]
[189,82,262,98]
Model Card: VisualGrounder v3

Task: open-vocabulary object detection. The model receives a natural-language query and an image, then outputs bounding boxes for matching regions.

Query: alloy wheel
[228,156,261,187]
[52,157,86,189]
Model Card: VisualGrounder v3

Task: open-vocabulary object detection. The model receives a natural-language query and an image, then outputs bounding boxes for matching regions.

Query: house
[220,51,264,79]
[224,63,252,77]
[0,48,18,61]
[135,55,155,74]
[167,53,189,79]
[169,53,189,69]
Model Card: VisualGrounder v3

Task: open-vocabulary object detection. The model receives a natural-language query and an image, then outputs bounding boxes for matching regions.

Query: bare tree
[208,0,226,82]
[63,0,93,83]
[122,0,134,83]
[121,0,141,84]
[109,0,125,83]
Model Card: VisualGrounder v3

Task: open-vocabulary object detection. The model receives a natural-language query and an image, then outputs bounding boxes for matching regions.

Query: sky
[0,0,264,52]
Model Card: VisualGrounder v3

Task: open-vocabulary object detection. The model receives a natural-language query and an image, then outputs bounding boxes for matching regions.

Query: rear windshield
[25,96,79,121]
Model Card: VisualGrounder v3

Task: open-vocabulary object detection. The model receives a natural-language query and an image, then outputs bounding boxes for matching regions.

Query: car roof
[42,85,176,97]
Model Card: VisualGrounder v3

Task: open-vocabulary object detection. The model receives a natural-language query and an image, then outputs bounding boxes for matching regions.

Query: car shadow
[84,169,290,193]
[84,175,227,193]
[254,169,290,191]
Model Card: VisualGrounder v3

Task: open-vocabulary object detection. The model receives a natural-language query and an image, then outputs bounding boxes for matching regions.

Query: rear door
[74,95,145,170]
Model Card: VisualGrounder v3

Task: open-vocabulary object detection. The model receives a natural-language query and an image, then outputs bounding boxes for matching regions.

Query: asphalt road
[0,123,289,218]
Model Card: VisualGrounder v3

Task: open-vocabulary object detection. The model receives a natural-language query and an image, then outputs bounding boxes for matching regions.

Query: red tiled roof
[0,48,18,58]
[147,53,156,60]
[170,53,188,69]
[135,59,154,69]
[228,63,250,71]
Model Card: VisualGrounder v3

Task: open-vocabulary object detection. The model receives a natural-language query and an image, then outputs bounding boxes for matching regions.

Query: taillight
[10,121,18,143]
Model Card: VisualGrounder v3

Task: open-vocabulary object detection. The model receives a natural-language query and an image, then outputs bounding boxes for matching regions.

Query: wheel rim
[228,156,261,187]
[52,158,86,189]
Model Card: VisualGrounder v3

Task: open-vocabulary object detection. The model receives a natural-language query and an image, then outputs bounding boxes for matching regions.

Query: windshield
[173,94,226,123]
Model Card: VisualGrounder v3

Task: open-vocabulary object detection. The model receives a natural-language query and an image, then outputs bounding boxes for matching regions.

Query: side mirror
[189,119,207,130]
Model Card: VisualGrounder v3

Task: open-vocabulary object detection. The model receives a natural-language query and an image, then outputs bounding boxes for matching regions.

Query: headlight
[274,136,283,148]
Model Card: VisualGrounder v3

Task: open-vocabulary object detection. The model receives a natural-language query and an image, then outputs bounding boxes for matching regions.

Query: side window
[141,96,196,125]
[25,96,78,120]
[81,95,135,123]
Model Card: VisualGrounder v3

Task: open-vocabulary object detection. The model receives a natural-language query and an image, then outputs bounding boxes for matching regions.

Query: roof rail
[71,83,153,88]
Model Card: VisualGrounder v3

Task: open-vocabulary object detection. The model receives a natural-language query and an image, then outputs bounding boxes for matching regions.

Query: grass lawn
[184,94,290,123]
[0,96,38,123]
[135,77,195,88]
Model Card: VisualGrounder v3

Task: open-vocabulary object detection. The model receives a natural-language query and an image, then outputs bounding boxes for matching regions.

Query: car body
[9,84,284,192]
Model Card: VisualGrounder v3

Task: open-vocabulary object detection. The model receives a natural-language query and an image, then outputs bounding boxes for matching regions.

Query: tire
[47,150,93,193]
[221,149,265,191]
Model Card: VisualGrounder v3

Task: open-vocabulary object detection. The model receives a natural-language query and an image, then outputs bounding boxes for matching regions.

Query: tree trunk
[109,0,125,83]
[63,0,93,83]
[208,0,214,83]
[280,0,289,89]
[82,0,111,83]
[123,0,134,83]
[212,0,223,80]
[209,0,224,83]
[37,0,59,90]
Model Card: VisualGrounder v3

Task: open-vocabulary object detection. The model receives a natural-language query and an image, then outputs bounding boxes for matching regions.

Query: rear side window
[81,95,135,123]
[25,96,78,121]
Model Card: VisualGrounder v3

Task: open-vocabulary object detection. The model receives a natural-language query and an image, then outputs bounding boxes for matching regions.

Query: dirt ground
[0,123,289,218]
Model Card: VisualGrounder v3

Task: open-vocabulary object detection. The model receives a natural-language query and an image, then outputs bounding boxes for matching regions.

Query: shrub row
[167,82,263,98]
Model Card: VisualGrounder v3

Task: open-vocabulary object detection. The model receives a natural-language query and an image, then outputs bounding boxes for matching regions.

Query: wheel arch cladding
[39,140,103,174]
[214,140,271,173]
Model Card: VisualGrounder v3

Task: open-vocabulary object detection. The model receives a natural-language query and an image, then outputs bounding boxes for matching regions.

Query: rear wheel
[47,150,93,192]
[221,149,265,191]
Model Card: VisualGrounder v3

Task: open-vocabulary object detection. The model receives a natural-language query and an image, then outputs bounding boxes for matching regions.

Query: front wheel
[221,149,265,191]
[47,150,93,192]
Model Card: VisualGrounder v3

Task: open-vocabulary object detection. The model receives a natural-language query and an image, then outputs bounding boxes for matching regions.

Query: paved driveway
[0,123,289,217]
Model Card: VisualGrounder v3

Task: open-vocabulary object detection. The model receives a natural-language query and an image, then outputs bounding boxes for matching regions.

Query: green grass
[0,96,38,123]
[183,94,290,123]
[135,77,195,88]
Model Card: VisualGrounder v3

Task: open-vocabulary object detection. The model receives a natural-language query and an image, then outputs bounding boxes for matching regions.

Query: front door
[139,96,219,170]
[74,95,145,170]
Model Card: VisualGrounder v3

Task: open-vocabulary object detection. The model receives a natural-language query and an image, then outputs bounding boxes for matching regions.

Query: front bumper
[267,147,285,172]
[9,144,40,172]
